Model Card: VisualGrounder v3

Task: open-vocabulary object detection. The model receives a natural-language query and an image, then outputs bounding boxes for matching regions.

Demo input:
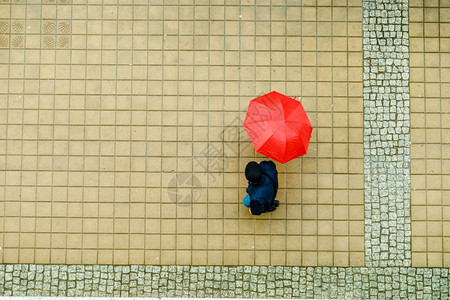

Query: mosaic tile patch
[0,18,71,49]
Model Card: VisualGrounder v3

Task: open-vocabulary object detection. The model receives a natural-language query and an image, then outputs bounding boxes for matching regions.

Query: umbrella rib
[244,121,283,146]
[280,126,287,162]
[251,120,285,149]
[260,122,287,162]
[284,103,303,122]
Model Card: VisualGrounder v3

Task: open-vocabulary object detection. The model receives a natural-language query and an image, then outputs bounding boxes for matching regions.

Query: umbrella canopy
[243,91,313,164]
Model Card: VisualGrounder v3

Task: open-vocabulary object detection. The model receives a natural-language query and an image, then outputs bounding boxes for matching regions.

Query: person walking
[243,161,279,215]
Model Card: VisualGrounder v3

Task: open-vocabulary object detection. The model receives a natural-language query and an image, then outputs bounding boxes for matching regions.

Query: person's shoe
[273,200,279,207]
[266,206,276,212]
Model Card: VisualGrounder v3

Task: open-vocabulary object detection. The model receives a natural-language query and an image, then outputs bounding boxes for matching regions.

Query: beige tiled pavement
[0,1,364,265]
[410,0,450,267]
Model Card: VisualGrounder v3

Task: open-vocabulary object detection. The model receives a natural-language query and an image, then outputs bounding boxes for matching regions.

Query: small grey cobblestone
[0,265,450,298]
[362,0,411,267]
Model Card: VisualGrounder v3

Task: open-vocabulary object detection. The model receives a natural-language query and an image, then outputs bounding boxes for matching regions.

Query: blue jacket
[246,161,278,215]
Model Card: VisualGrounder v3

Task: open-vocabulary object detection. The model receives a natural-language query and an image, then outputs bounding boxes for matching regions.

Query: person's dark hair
[245,161,262,183]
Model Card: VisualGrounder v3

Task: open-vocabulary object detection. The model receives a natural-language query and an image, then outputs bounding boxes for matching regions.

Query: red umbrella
[243,91,313,164]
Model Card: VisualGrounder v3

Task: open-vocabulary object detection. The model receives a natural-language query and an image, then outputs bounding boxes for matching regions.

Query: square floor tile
[0,1,363,266]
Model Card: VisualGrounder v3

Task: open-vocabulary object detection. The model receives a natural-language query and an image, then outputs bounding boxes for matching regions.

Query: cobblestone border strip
[0,265,449,299]
[362,0,411,267]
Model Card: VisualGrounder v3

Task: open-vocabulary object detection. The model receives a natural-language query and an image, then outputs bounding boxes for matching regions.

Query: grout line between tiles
[129,0,135,264]
[0,1,367,266]
[1,1,12,264]
[2,91,364,97]
[0,122,361,127]
[112,1,120,265]
[422,3,428,267]
[49,0,58,264]
[346,2,351,267]
[32,1,43,264]
[331,2,342,266]
[315,1,320,267]
[189,0,195,266]
[249,0,256,265]
[17,2,27,263]
[221,0,225,266]
[438,0,444,268]
[268,0,276,265]
[174,0,180,265]
[158,3,164,265]
[236,0,245,266]
[143,0,150,266]
[94,0,104,265]
[206,0,211,266]
[267,0,273,266]
[26,31,361,36]
[21,3,362,7]
[283,0,288,265]
[79,0,88,264]
[299,2,303,267]
[65,0,75,264]
[0,162,360,169]
[3,58,362,66]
